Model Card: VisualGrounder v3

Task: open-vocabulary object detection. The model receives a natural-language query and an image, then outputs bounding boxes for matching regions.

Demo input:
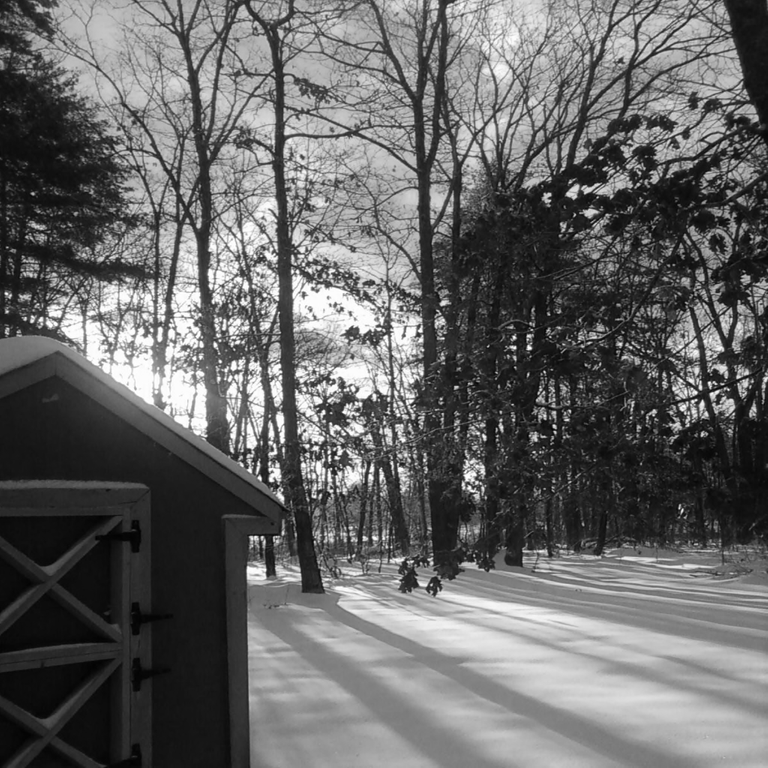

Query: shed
[0,336,283,768]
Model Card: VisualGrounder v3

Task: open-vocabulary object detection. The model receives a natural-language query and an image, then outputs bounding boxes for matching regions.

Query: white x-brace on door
[0,482,152,768]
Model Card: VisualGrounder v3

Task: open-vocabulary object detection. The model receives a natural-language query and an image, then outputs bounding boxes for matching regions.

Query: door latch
[106,743,142,767]
[96,521,142,553]
[131,602,173,636]
[132,657,170,692]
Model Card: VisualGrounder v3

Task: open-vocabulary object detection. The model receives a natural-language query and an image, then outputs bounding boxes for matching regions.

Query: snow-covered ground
[247,548,768,768]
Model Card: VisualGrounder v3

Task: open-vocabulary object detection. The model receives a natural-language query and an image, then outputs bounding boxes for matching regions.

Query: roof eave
[0,352,282,534]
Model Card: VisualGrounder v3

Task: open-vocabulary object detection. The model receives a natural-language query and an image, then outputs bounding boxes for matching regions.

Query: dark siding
[0,376,251,768]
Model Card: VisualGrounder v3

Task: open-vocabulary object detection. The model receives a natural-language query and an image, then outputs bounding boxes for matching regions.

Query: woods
[1,0,766,591]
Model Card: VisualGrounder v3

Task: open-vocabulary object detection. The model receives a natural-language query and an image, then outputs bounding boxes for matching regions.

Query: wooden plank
[128,491,151,766]
[0,677,108,768]
[0,483,143,768]
[0,643,120,672]
[0,582,55,638]
[0,483,151,510]
[0,516,123,641]
[0,506,128,517]
[0,692,46,736]
[48,657,121,730]
[0,514,120,582]
[5,738,102,768]
[3,729,103,768]
[0,534,48,582]
[43,515,121,576]
[44,739,102,768]
[223,516,252,768]
[49,585,122,643]
[6,658,120,768]
[0,582,121,645]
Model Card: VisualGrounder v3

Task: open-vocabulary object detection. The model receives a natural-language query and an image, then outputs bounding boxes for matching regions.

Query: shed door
[0,483,151,768]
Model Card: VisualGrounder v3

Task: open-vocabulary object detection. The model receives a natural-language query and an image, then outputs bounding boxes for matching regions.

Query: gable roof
[0,336,283,531]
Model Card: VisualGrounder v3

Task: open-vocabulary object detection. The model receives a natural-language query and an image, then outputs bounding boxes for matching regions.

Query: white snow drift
[248,548,768,768]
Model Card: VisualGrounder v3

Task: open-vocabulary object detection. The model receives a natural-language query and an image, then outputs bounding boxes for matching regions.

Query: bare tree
[242,0,326,592]
[62,0,268,451]
[310,0,504,566]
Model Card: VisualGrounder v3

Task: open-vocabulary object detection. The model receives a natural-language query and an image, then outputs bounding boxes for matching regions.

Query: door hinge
[96,521,141,553]
[106,743,142,767]
[131,602,173,636]
[132,657,170,692]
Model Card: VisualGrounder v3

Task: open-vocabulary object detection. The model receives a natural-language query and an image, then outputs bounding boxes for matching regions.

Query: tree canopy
[7,0,765,591]
[0,0,140,340]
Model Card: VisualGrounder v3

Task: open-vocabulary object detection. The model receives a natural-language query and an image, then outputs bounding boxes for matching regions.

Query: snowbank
[247,549,768,768]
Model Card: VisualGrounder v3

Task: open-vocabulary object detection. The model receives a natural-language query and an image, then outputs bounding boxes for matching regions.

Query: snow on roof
[0,334,68,377]
[0,336,285,522]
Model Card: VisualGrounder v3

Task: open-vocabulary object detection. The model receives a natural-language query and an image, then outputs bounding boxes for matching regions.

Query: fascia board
[0,355,58,399]
[0,352,282,533]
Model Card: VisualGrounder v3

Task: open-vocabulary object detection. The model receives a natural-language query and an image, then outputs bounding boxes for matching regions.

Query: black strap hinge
[131,602,173,636]
[106,743,142,767]
[96,521,141,553]
[132,657,170,692]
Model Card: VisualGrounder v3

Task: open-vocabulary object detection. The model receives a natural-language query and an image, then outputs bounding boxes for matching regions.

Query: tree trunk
[544,495,555,558]
[264,536,276,579]
[593,508,609,556]
[689,304,740,545]
[149,179,183,411]
[384,296,410,555]
[481,264,505,563]
[247,6,324,592]
[356,459,371,555]
[482,415,501,562]
[367,400,409,554]
[179,17,230,454]
[412,1,461,565]
[504,505,525,568]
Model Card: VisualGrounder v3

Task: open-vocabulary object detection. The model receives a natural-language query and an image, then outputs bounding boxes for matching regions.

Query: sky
[247,547,768,768]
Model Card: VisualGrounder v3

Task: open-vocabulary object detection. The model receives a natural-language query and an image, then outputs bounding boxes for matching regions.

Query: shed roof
[0,336,283,530]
